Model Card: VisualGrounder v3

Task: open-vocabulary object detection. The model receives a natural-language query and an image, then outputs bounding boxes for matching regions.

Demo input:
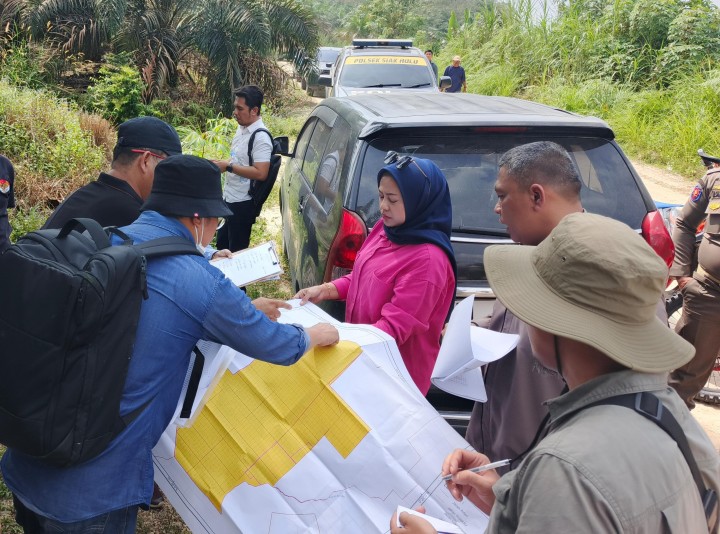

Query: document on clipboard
[211,240,283,287]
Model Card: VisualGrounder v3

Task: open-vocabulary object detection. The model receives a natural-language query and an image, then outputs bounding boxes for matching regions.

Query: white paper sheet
[431,295,519,402]
[211,240,282,286]
[153,302,489,533]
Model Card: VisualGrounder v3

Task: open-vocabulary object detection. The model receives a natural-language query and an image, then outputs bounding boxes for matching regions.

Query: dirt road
[631,161,720,451]
[632,160,695,205]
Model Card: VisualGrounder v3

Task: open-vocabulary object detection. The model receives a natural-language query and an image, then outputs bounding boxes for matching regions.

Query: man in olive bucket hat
[3,155,339,532]
[395,212,720,533]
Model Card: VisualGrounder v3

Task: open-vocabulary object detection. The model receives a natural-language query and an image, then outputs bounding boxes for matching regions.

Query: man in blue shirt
[443,55,467,93]
[2,155,339,532]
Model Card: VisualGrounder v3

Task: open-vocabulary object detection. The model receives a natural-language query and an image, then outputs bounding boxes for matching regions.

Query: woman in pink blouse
[296,153,456,394]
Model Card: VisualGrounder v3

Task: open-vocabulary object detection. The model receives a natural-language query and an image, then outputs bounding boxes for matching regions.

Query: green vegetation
[2,1,720,531]
[0,79,111,235]
[87,53,152,124]
[0,0,320,116]
[436,0,720,176]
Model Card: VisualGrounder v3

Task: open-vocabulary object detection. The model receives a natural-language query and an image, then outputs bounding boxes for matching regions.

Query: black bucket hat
[142,155,233,218]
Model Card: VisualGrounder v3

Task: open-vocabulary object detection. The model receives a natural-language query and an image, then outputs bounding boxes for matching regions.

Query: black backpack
[0,218,202,466]
[247,128,288,218]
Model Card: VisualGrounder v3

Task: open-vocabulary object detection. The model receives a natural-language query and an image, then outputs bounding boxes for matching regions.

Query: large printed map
[153,302,488,533]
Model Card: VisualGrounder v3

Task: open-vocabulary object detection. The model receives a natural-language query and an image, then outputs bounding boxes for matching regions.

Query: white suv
[320,39,451,97]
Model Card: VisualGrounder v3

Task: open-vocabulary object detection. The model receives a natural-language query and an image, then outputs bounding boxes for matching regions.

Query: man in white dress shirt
[214,85,272,252]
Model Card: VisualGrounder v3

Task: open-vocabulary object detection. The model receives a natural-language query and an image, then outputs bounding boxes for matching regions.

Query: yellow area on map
[175,341,369,510]
[345,56,424,66]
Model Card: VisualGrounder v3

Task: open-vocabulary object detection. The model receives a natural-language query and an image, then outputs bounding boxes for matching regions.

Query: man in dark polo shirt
[43,117,182,230]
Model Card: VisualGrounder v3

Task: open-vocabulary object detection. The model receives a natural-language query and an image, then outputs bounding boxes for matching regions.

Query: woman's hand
[294,283,338,305]
[442,449,500,514]
[252,298,291,321]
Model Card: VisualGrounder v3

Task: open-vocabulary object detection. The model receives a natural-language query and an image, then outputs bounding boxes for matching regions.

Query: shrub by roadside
[0,79,113,231]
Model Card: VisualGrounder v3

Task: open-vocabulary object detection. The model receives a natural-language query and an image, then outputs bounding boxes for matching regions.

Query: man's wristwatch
[226,162,234,174]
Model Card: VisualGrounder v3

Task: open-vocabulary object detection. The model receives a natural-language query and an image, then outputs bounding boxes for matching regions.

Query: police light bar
[352,39,413,49]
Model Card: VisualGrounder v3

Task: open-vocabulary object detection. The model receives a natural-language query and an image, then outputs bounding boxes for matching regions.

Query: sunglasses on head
[131,149,166,160]
[384,151,428,179]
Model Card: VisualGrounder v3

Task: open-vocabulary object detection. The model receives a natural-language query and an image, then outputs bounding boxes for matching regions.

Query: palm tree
[18,0,318,108]
[25,0,126,60]
[184,0,318,110]
[115,0,192,101]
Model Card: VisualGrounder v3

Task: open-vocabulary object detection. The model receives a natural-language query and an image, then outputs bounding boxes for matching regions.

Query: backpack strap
[134,237,203,299]
[588,392,718,530]
[134,236,203,258]
[113,238,204,431]
[247,128,274,167]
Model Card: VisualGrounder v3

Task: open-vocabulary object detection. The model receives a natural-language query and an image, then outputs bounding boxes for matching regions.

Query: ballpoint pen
[440,458,511,482]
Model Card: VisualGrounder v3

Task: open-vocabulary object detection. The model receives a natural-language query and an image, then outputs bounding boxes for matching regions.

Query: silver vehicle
[303,47,341,98]
[320,39,451,97]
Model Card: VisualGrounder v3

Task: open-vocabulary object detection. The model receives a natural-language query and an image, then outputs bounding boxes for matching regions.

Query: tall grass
[0,80,112,211]
[439,0,720,177]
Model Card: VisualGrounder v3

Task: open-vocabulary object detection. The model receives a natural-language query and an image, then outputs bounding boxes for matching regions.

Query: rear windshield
[339,55,435,89]
[318,48,340,63]
[354,134,648,234]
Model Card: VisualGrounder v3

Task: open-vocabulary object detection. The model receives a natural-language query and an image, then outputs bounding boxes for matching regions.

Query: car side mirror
[276,136,290,157]
[319,74,333,87]
[439,76,452,90]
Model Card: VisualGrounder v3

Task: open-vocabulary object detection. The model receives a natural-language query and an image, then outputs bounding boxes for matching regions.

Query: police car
[319,39,451,97]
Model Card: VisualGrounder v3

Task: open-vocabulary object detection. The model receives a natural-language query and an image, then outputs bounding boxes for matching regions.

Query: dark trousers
[13,495,138,534]
[216,199,256,252]
[669,275,720,409]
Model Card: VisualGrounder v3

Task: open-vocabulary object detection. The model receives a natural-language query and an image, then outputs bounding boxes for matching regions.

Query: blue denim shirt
[2,211,309,521]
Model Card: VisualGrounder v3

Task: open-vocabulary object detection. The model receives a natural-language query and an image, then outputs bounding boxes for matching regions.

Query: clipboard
[211,240,283,287]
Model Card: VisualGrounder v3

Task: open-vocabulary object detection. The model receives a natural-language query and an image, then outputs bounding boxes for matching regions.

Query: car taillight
[325,209,367,280]
[641,210,675,268]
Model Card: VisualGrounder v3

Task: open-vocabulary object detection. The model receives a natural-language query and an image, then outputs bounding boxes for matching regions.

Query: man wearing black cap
[3,155,340,532]
[43,116,183,230]
[668,148,720,409]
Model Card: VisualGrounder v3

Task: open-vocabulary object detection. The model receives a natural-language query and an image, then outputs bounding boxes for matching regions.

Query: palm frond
[26,0,126,59]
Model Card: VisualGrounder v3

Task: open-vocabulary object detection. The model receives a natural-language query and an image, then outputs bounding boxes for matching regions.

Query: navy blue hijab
[377,157,457,279]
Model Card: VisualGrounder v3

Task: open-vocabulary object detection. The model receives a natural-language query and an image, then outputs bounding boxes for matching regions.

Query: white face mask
[194,222,205,254]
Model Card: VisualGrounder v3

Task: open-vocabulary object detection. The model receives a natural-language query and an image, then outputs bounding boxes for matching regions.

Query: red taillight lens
[325,209,367,276]
[641,210,675,268]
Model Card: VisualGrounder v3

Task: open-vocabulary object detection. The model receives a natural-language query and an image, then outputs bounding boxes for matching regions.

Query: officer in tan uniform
[668,148,720,409]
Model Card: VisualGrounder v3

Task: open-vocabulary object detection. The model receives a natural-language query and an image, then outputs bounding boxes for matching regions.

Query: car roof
[319,93,615,139]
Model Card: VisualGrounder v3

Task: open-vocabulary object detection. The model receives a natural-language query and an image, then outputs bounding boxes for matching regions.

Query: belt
[697,265,720,286]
